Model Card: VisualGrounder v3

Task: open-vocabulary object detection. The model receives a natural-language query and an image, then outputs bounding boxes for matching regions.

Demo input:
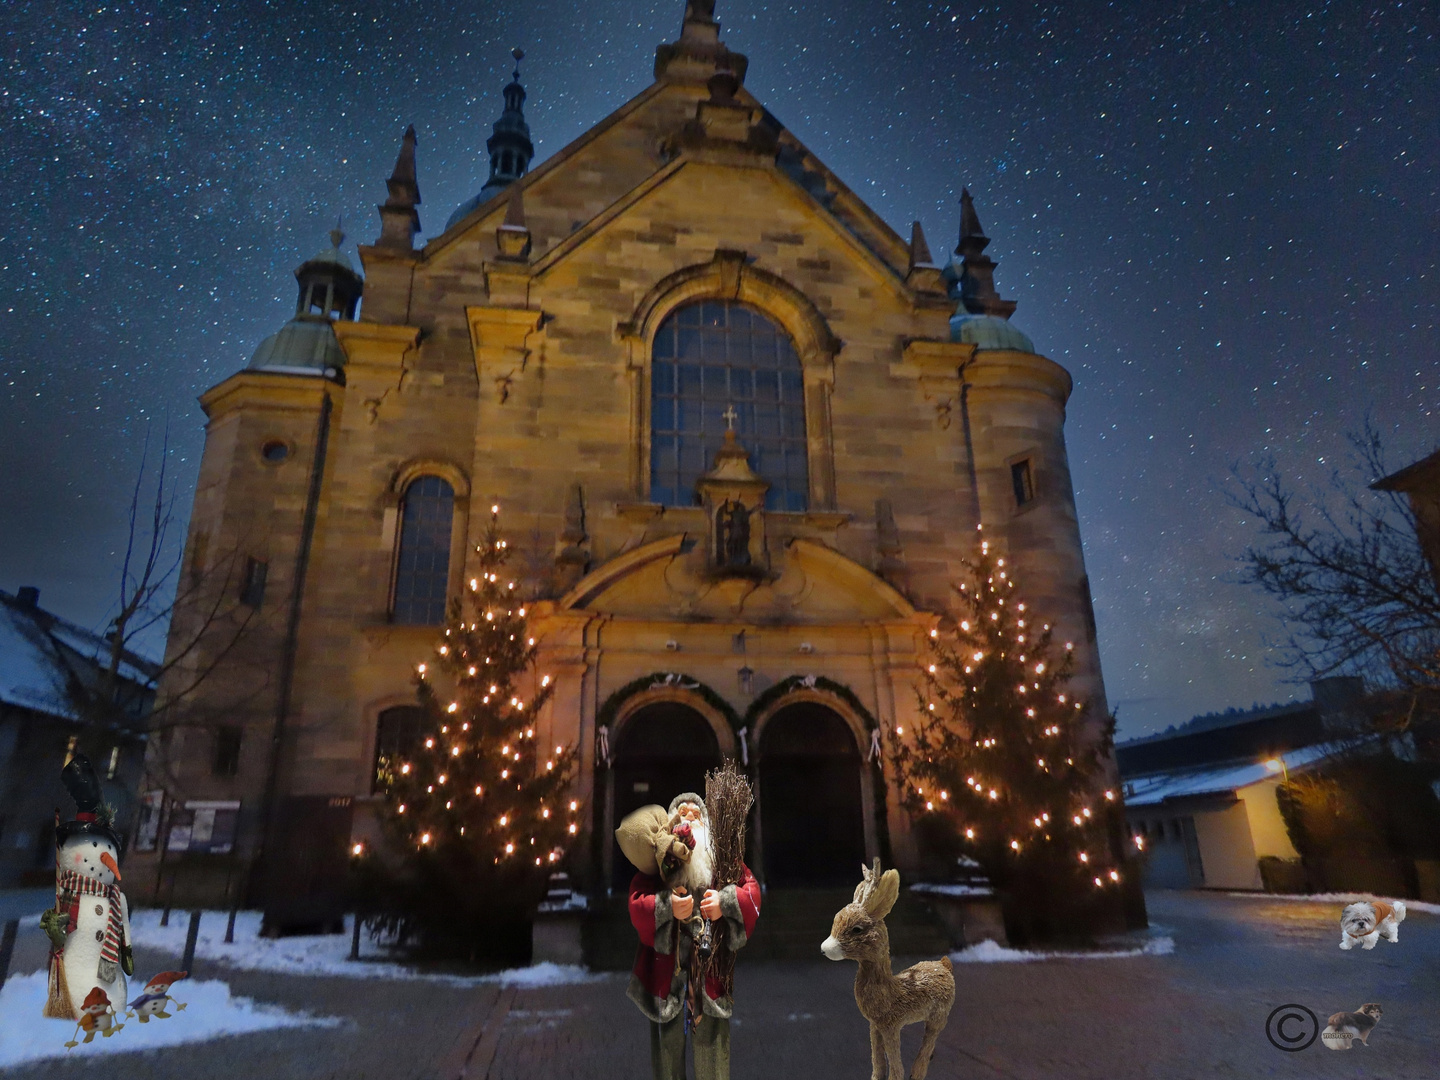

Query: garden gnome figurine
[41,753,134,1020]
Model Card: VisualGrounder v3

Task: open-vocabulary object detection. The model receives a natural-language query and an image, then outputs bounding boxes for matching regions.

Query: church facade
[132,3,1111,905]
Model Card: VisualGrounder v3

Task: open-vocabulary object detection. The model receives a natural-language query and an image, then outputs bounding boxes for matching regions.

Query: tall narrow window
[373,706,426,793]
[239,557,268,607]
[392,476,455,625]
[212,726,242,777]
[188,532,210,588]
[650,300,809,512]
[1011,459,1035,507]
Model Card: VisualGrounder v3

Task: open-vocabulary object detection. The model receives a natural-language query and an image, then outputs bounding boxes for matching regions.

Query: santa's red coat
[626,864,761,1023]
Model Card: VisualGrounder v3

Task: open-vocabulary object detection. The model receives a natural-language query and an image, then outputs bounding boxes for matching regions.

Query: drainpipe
[250,380,335,903]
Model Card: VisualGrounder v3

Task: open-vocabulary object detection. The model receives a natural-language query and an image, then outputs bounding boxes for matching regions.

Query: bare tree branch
[1229,421,1440,732]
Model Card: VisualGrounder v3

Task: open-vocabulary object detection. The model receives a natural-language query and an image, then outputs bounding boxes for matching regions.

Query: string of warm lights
[892,530,1123,895]
[374,506,581,876]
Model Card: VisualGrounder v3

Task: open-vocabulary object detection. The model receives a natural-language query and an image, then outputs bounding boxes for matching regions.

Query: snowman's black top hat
[55,753,122,849]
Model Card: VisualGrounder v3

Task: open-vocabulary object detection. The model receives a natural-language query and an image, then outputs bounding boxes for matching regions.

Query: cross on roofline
[721,404,738,431]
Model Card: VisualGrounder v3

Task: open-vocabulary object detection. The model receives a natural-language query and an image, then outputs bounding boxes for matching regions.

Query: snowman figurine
[127,970,189,1021]
[64,986,123,1048]
[40,753,134,1020]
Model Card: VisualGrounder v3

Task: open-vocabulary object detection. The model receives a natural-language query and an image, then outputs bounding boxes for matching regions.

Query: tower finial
[685,1,718,27]
[376,124,422,250]
[443,54,537,231]
[486,51,533,191]
[953,188,1016,320]
[330,215,344,250]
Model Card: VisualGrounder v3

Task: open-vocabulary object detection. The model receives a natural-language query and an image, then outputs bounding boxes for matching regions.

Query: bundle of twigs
[703,760,754,997]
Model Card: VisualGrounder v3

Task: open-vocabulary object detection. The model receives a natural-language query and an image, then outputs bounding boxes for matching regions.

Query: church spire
[954,188,1017,320]
[446,49,535,231]
[376,125,421,250]
[483,49,534,195]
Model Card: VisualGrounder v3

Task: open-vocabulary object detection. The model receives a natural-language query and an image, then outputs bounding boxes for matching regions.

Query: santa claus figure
[619,793,760,1080]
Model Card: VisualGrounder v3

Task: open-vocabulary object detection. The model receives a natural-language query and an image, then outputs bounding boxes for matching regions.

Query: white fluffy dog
[1339,900,1406,951]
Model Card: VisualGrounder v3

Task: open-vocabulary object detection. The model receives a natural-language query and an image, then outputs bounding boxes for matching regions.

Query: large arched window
[650,300,808,512]
[391,476,454,624]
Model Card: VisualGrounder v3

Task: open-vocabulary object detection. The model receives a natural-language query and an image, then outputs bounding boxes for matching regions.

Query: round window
[261,440,290,463]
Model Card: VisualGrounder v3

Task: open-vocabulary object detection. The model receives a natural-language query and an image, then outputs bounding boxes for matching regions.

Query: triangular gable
[426,78,918,285]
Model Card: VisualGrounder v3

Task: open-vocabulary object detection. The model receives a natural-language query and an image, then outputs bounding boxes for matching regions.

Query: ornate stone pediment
[558,534,914,623]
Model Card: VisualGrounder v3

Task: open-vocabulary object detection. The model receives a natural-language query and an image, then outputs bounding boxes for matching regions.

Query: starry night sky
[2,1,1436,738]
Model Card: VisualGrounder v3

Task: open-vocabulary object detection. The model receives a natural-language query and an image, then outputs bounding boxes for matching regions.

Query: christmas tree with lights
[367,507,580,963]
[892,531,1122,944]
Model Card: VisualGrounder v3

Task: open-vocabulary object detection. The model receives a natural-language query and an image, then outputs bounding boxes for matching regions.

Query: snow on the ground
[909,883,994,898]
[951,935,1175,963]
[1229,892,1440,917]
[128,909,608,986]
[0,971,342,1069]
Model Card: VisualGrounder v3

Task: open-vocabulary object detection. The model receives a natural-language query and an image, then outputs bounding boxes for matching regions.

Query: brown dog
[1325,1003,1382,1046]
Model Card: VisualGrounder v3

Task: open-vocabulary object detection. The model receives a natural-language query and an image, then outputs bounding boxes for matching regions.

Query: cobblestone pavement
[4,891,1437,1079]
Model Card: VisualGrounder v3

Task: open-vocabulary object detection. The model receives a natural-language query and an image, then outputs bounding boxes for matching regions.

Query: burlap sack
[615,804,670,875]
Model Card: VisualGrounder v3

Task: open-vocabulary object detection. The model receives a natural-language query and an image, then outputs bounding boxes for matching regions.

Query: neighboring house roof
[1116,700,1325,776]
[0,590,159,720]
[1122,741,1346,808]
[0,599,71,715]
[1371,446,1440,493]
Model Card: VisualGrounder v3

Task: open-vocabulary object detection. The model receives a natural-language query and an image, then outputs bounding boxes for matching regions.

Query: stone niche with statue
[694,420,772,583]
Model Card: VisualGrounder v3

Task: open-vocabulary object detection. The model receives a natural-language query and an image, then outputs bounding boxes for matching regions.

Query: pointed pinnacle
[909,221,934,269]
[390,125,418,187]
[959,188,984,242]
[955,187,993,258]
[330,215,345,249]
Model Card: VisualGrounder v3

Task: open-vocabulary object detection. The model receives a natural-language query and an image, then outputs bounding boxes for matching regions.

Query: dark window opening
[239,557,268,608]
[649,300,809,512]
[213,726,243,777]
[1011,459,1035,507]
[189,532,210,588]
[392,476,455,625]
[373,706,426,793]
[261,440,290,463]
[1079,575,1098,643]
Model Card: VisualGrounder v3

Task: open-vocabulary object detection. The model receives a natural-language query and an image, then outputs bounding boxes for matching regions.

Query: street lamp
[1263,757,1289,783]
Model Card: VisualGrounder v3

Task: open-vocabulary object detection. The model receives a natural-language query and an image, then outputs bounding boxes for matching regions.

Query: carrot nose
[99,851,122,882]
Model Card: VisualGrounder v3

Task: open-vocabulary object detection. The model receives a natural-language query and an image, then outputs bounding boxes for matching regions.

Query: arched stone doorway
[758,702,866,887]
[609,701,722,892]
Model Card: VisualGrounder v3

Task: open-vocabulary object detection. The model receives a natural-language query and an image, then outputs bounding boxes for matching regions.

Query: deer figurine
[822,859,955,1080]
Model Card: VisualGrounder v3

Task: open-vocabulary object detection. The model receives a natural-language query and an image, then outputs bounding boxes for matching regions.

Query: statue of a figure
[716,499,751,568]
[687,0,718,21]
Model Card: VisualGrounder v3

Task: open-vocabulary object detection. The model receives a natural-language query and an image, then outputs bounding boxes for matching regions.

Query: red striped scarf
[54,868,123,966]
